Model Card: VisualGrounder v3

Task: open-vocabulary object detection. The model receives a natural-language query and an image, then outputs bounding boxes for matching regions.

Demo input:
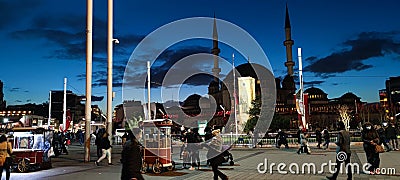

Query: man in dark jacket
[327,121,352,180]
[386,123,399,151]
[121,128,144,180]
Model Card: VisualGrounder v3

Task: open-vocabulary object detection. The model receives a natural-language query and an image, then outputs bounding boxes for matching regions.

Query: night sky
[1,0,400,111]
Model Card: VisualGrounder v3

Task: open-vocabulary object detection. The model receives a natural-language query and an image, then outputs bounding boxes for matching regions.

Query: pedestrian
[297,130,310,154]
[322,127,330,150]
[207,129,228,180]
[95,132,113,166]
[77,129,84,145]
[275,129,289,149]
[296,127,302,145]
[95,128,104,158]
[179,126,187,160]
[121,128,144,180]
[204,126,213,166]
[185,128,196,170]
[386,122,399,151]
[376,125,391,151]
[326,121,352,180]
[361,122,381,174]
[60,132,68,155]
[188,128,202,170]
[121,131,128,146]
[315,128,322,149]
[0,134,12,180]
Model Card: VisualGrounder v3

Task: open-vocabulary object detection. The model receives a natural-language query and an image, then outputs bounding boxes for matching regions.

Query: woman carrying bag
[0,134,12,180]
[207,129,228,180]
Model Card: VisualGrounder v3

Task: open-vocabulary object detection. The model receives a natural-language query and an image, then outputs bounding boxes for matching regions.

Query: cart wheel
[167,161,175,171]
[152,161,163,174]
[17,159,30,173]
[141,161,147,174]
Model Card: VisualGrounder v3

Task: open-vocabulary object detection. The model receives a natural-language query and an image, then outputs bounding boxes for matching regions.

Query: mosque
[201,5,364,131]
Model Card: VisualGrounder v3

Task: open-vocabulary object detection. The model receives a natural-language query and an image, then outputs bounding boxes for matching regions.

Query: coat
[207,135,224,166]
[120,139,143,180]
[336,130,351,154]
[0,141,12,166]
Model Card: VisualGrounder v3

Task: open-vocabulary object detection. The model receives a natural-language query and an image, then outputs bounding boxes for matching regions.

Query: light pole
[84,0,93,163]
[107,0,117,163]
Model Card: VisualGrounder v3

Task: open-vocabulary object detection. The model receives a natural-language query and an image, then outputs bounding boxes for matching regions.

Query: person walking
[386,122,399,151]
[361,122,381,173]
[77,129,84,146]
[94,127,104,158]
[0,134,12,180]
[377,125,391,151]
[315,128,322,149]
[188,128,202,170]
[326,121,352,180]
[95,132,113,166]
[59,132,68,155]
[121,128,144,180]
[207,129,228,180]
[275,129,289,149]
[322,127,330,150]
[297,130,310,154]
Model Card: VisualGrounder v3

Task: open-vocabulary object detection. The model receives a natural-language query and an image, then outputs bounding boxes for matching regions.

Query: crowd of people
[117,125,229,180]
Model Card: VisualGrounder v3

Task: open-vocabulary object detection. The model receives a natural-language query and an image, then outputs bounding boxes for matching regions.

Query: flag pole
[297,48,306,131]
[147,61,151,121]
[48,91,52,128]
[232,53,238,139]
[63,78,67,131]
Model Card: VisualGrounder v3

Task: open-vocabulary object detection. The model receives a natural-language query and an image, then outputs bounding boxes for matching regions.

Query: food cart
[141,119,175,174]
[9,127,53,172]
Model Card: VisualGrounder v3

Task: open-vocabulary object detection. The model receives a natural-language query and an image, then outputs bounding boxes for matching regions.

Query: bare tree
[338,105,350,130]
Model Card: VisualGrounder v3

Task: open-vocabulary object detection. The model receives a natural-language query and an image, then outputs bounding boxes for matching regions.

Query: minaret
[211,15,221,82]
[283,4,295,76]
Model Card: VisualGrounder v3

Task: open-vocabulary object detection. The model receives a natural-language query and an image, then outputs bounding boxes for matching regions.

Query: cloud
[9,88,20,92]
[304,31,400,76]
[304,80,324,86]
[122,45,214,88]
[10,13,144,89]
[0,0,43,29]
[150,46,212,86]
[10,16,144,61]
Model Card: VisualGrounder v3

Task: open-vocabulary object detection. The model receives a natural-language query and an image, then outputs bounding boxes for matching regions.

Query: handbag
[375,144,385,153]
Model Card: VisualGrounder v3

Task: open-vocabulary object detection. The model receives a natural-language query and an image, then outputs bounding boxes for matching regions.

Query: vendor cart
[141,119,175,174]
[9,127,53,172]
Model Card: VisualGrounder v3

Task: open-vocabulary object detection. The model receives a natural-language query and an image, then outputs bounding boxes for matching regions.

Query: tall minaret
[283,4,295,76]
[211,15,221,82]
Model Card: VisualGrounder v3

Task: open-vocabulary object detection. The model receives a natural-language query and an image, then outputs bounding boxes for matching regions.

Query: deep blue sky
[1,0,400,111]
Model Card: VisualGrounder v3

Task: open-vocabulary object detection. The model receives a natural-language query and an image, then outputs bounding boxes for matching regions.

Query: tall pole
[63,78,67,130]
[48,91,52,128]
[84,0,93,162]
[233,53,238,138]
[107,0,114,144]
[147,61,151,120]
[298,48,306,131]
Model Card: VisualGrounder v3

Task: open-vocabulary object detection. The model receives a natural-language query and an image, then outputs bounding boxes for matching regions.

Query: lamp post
[107,0,117,162]
[84,0,93,163]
